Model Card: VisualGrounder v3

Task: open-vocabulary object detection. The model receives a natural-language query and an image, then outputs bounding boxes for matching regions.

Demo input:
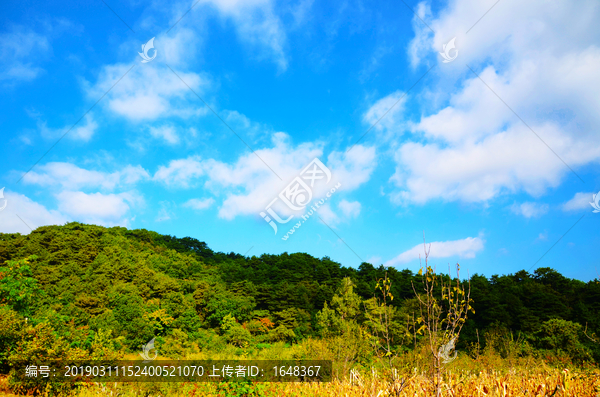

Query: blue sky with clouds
[1,0,599,280]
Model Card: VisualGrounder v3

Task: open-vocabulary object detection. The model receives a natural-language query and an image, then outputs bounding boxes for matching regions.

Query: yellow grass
[3,366,597,397]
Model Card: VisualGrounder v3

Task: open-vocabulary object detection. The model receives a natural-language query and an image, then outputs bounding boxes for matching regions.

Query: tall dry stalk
[411,235,474,397]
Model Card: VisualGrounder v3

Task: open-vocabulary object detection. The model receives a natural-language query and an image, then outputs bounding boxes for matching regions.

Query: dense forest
[1,222,599,376]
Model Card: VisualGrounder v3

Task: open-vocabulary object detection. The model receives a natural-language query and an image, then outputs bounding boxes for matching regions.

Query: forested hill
[1,222,599,360]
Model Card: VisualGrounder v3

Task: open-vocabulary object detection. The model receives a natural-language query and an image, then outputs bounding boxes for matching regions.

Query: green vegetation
[0,222,599,395]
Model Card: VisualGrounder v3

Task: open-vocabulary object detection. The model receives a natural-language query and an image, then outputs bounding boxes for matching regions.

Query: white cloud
[407,2,433,69]
[315,203,338,225]
[2,160,151,231]
[198,0,288,70]
[380,0,600,206]
[308,200,361,228]
[152,132,376,220]
[209,133,323,220]
[22,162,149,190]
[85,0,287,126]
[510,202,549,218]
[224,110,269,141]
[160,28,200,67]
[407,0,600,76]
[339,199,361,218]
[183,197,215,210]
[72,114,98,141]
[120,165,150,184]
[362,90,408,135]
[0,26,49,83]
[206,135,374,220]
[153,156,206,188]
[38,113,99,142]
[562,192,594,212]
[384,236,485,267]
[56,191,140,226]
[327,145,377,192]
[150,125,180,144]
[86,63,209,121]
[0,191,68,234]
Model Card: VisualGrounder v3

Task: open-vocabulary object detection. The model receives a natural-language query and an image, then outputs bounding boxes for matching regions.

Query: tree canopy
[0,222,598,364]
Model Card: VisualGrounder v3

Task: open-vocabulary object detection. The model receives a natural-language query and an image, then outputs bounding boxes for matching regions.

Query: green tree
[221,314,252,347]
[0,256,41,315]
[0,305,24,365]
[364,272,409,369]
[316,278,369,372]
[537,318,592,363]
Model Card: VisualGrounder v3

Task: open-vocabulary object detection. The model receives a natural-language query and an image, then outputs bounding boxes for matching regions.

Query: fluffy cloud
[384,236,485,267]
[562,192,595,212]
[380,0,600,205]
[56,191,141,226]
[22,162,149,190]
[38,113,98,142]
[511,202,549,219]
[183,197,215,210]
[327,145,377,192]
[409,0,600,71]
[208,133,324,220]
[315,203,338,225]
[198,0,288,70]
[362,90,408,135]
[152,132,376,220]
[14,162,147,229]
[154,157,206,188]
[0,191,68,234]
[212,135,375,220]
[86,63,209,121]
[338,199,361,219]
[390,123,580,204]
[159,28,201,68]
[316,199,361,227]
[150,125,180,144]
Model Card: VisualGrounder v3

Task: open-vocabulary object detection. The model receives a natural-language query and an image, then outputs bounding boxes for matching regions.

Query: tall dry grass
[3,361,597,397]
[54,366,600,397]
[2,337,598,396]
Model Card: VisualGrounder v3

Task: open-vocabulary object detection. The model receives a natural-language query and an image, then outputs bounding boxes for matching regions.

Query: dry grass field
[2,364,598,396]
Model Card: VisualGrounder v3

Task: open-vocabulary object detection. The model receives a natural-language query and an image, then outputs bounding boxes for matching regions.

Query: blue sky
[1,0,599,281]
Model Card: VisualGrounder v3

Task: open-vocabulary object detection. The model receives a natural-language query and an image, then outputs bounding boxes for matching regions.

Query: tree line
[0,222,598,367]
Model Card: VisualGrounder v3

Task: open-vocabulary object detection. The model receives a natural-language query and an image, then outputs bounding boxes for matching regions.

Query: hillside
[1,222,599,368]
